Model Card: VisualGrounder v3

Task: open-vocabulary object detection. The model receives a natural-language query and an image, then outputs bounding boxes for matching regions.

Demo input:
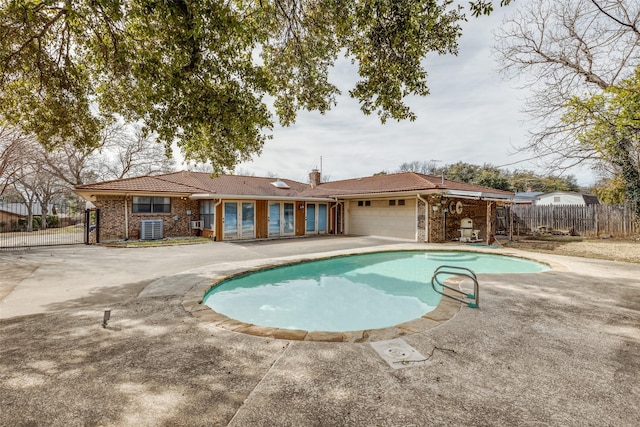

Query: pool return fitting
[431,265,479,308]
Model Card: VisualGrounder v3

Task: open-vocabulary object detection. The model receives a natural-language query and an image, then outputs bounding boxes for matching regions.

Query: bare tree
[0,126,31,196]
[37,123,176,187]
[99,125,176,180]
[231,167,255,176]
[8,136,68,231]
[494,0,640,172]
[397,160,441,175]
[37,124,127,187]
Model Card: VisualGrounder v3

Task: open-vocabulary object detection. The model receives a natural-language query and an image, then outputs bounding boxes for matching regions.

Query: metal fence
[512,204,638,238]
[0,202,87,249]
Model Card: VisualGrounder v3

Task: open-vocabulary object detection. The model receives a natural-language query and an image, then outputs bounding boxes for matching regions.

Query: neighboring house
[514,191,544,205]
[74,170,514,243]
[0,203,50,231]
[533,191,600,206]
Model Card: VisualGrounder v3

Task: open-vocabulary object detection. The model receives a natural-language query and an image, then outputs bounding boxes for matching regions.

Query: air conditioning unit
[140,219,163,240]
[190,220,203,230]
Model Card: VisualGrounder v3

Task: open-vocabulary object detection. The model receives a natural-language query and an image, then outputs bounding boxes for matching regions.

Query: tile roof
[75,174,207,194]
[301,172,514,197]
[158,172,309,197]
[75,171,514,199]
[75,172,309,197]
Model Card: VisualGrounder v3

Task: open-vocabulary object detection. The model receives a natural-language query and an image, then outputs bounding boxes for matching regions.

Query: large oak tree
[1,1,509,174]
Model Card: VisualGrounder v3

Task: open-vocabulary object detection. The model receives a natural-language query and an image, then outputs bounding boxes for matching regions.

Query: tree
[437,162,481,183]
[35,123,176,189]
[97,125,176,180]
[564,66,640,221]
[5,136,67,231]
[0,125,30,196]
[397,160,441,175]
[475,167,511,191]
[1,1,510,174]
[494,0,640,215]
[395,160,582,192]
[509,170,579,193]
[592,177,627,205]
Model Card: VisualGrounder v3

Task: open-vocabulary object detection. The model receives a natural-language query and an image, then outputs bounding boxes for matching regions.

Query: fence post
[95,208,101,244]
[84,209,90,245]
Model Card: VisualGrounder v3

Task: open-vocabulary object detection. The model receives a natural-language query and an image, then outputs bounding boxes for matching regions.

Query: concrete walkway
[1,236,639,426]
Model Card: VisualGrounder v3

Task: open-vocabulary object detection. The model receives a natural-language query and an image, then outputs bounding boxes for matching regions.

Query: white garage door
[349,199,416,240]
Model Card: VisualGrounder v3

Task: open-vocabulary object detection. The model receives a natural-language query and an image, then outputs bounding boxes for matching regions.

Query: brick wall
[93,195,200,241]
[426,197,496,243]
[445,199,487,241]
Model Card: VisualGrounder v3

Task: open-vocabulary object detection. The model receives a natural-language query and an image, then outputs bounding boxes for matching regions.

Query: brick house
[74,171,514,243]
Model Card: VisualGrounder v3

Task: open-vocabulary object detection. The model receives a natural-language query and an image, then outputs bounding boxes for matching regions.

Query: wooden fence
[511,204,639,238]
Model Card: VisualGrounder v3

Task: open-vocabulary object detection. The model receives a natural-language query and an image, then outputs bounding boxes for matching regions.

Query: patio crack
[227,341,292,425]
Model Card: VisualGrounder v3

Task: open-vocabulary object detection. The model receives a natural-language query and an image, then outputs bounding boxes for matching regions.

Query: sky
[220,4,598,186]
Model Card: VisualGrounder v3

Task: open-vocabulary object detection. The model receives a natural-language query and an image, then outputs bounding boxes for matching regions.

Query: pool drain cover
[370,339,431,370]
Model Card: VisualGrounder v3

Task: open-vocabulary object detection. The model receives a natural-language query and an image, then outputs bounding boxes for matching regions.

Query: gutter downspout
[331,198,343,235]
[417,194,428,242]
[334,199,344,235]
[330,201,336,235]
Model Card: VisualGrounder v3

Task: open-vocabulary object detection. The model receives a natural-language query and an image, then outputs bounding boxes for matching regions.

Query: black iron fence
[0,202,90,249]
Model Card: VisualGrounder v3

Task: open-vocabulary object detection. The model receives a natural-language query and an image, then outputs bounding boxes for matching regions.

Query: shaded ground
[1,238,639,426]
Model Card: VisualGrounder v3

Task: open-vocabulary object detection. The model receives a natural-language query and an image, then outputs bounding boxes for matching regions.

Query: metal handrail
[431,265,479,308]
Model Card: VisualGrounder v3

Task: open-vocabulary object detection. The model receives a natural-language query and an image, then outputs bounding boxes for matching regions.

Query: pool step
[431,265,479,309]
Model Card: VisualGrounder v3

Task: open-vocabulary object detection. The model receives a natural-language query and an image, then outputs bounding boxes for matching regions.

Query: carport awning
[444,190,513,202]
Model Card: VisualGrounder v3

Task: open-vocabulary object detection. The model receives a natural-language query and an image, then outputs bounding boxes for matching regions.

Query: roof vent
[271,180,290,189]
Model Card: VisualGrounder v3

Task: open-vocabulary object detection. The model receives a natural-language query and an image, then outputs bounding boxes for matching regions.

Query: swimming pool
[202,251,549,333]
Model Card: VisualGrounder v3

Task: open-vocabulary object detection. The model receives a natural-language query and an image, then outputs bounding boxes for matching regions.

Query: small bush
[17,217,41,231]
[46,215,60,228]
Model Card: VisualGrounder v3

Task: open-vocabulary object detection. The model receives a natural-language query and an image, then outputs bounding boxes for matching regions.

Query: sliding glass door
[269,202,295,237]
[223,201,255,240]
[306,203,328,234]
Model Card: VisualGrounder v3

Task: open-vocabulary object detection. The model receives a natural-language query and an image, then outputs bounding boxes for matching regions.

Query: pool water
[202,251,549,332]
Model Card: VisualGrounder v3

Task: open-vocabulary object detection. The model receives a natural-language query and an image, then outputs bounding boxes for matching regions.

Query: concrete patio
[1,236,638,426]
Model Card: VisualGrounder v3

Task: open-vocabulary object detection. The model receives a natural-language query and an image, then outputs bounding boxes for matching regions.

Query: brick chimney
[309,169,321,188]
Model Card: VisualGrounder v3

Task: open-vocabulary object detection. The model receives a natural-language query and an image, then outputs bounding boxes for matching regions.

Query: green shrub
[46,215,60,228]
[18,217,41,231]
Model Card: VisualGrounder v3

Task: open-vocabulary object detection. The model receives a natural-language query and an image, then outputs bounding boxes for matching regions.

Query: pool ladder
[431,265,479,308]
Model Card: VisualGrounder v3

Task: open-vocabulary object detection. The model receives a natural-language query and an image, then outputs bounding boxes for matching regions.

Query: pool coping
[181,246,563,342]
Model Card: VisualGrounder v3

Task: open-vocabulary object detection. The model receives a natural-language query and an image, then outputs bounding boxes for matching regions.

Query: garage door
[349,199,416,240]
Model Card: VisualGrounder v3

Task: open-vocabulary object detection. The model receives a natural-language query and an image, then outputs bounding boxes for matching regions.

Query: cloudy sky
[230,4,596,186]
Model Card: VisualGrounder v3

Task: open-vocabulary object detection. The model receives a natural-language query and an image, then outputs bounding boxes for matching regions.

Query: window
[358,201,364,207]
[553,196,561,203]
[389,200,396,206]
[365,200,371,206]
[398,199,405,206]
[132,196,171,213]
[200,200,214,229]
